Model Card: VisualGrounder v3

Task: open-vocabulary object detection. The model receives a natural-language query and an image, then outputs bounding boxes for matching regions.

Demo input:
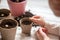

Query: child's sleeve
[44,23,60,36]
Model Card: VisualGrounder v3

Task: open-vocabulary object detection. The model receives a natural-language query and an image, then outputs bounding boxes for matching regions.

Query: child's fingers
[29,17,37,22]
[32,16,41,19]
[42,28,48,34]
[36,31,40,37]
[36,31,41,39]
[38,27,48,36]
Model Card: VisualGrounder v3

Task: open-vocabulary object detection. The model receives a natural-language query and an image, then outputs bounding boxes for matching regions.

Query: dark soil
[11,0,25,2]
[0,19,17,29]
[22,20,32,25]
[0,9,10,17]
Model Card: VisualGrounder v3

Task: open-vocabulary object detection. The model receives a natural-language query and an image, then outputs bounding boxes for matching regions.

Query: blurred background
[0,0,60,25]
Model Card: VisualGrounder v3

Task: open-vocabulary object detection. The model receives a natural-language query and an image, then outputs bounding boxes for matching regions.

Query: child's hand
[29,16,45,27]
[30,16,49,40]
[36,27,48,40]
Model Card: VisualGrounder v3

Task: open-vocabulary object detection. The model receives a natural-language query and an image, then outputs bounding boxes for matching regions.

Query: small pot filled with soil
[0,9,10,20]
[20,17,32,35]
[0,19,17,40]
[7,0,27,17]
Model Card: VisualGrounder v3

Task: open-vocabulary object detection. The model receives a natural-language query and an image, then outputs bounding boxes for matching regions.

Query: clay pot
[7,0,26,17]
[0,19,17,40]
[49,0,60,17]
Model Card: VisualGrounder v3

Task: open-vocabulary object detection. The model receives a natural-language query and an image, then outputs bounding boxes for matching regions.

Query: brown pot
[20,17,32,35]
[0,9,11,20]
[0,19,18,40]
[49,0,60,17]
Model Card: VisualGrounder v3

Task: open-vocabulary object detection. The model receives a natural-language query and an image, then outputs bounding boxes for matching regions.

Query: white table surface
[0,0,60,40]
